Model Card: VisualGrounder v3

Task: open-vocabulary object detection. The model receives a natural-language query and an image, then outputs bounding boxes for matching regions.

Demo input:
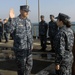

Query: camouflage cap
[55,13,70,20]
[20,5,30,12]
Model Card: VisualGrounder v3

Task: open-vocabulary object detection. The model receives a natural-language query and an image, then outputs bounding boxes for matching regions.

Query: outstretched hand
[9,8,15,18]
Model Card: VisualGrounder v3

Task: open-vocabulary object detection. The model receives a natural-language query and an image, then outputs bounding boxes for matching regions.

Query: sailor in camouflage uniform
[0,19,3,42]
[48,15,58,52]
[39,15,48,51]
[8,5,33,75]
[3,19,10,43]
[54,13,74,75]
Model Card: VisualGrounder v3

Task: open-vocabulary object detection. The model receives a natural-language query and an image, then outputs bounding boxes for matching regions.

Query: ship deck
[0,39,55,75]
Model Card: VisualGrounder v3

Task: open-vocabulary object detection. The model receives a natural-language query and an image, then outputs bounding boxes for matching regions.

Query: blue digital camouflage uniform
[53,25,74,75]
[4,22,10,42]
[48,21,58,38]
[39,21,48,50]
[0,22,3,42]
[7,15,33,75]
[48,21,58,51]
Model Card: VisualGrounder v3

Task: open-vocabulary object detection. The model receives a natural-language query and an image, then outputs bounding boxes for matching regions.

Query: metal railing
[32,23,75,39]
[32,23,39,39]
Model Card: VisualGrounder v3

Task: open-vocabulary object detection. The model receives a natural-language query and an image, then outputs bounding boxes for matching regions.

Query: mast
[26,0,28,5]
[38,0,40,23]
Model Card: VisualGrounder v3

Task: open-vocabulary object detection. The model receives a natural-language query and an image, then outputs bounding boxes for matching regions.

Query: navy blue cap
[55,13,70,20]
[20,5,30,12]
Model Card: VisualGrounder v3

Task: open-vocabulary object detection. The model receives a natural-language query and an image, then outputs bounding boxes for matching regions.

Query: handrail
[32,23,75,39]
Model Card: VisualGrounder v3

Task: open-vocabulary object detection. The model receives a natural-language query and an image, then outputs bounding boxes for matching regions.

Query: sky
[0,0,75,23]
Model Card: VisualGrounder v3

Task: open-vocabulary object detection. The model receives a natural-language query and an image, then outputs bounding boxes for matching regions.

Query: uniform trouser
[49,36,54,51]
[40,36,47,50]
[15,54,33,75]
[4,32,9,42]
[10,33,14,40]
[56,60,73,75]
[0,33,2,42]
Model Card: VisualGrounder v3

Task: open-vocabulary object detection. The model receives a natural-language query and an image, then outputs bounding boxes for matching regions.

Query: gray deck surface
[0,39,55,75]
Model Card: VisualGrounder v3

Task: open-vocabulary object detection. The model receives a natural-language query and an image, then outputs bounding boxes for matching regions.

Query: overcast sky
[0,0,75,23]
